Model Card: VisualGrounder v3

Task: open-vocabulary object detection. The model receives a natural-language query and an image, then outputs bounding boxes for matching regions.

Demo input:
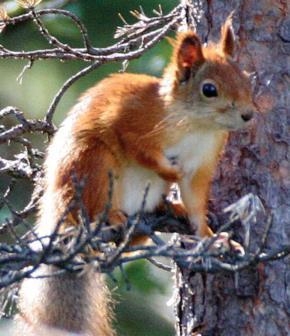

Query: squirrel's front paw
[108,209,128,227]
[212,232,245,256]
[158,155,184,182]
[158,166,183,182]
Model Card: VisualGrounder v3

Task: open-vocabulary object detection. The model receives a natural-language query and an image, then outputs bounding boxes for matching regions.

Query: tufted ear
[220,15,235,57]
[175,32,205,82]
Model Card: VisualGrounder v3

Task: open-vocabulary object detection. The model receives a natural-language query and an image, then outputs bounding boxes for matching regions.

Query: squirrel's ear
[175,32,204,82]
[220,16,235,57]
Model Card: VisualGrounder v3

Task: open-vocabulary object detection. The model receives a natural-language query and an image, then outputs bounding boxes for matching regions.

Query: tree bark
[176,1,290,335]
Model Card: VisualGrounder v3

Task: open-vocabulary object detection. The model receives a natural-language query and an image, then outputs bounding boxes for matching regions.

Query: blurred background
[0,0,179,335]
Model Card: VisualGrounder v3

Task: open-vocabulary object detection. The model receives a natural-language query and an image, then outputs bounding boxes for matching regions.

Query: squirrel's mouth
[225,121,252,131]
[215,122,243,131]
[214,113,254,130]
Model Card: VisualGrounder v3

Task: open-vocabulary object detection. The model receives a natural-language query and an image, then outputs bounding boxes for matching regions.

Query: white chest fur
[121,164,167,216]
[165,130,223,175]
[121,130,224,216]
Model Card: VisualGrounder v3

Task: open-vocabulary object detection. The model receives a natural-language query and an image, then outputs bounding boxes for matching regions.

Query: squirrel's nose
[241,111,253,122]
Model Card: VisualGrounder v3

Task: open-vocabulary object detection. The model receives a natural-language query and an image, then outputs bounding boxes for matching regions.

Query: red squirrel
[17,19,254,336]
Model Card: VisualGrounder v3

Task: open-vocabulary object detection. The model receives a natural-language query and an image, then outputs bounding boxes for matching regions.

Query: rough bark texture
[176,1,290,335]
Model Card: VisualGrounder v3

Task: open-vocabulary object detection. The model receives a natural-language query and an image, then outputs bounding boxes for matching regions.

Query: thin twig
[45,61,101,123]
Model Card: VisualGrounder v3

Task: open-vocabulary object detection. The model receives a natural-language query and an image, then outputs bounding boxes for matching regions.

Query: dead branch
[0,106,55,144]
[0,188,289,291]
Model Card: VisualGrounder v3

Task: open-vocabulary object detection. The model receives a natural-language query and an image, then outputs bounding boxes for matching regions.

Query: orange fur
[18,20,254,335]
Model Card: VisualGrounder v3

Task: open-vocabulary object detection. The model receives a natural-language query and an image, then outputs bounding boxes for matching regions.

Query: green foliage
[109,260,174,336]
[114,260,167,295]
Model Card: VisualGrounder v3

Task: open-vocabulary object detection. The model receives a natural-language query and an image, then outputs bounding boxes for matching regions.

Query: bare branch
[0,187,289,291]
[0,107,55,144]
[45,61,101,123]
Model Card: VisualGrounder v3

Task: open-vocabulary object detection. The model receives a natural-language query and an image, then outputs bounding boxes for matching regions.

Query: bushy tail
[16,266,115,336]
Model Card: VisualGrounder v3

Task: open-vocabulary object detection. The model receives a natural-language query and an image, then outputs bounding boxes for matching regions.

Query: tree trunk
[175,1,290,335]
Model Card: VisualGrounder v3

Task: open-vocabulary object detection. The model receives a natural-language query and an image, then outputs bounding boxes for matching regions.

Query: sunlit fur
[18,20,254,336]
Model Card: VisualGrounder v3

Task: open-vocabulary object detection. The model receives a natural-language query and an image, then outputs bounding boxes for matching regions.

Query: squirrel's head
[162,18,255,131]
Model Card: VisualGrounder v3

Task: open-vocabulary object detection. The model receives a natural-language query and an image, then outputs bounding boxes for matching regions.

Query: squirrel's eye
[202,83,218,98]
